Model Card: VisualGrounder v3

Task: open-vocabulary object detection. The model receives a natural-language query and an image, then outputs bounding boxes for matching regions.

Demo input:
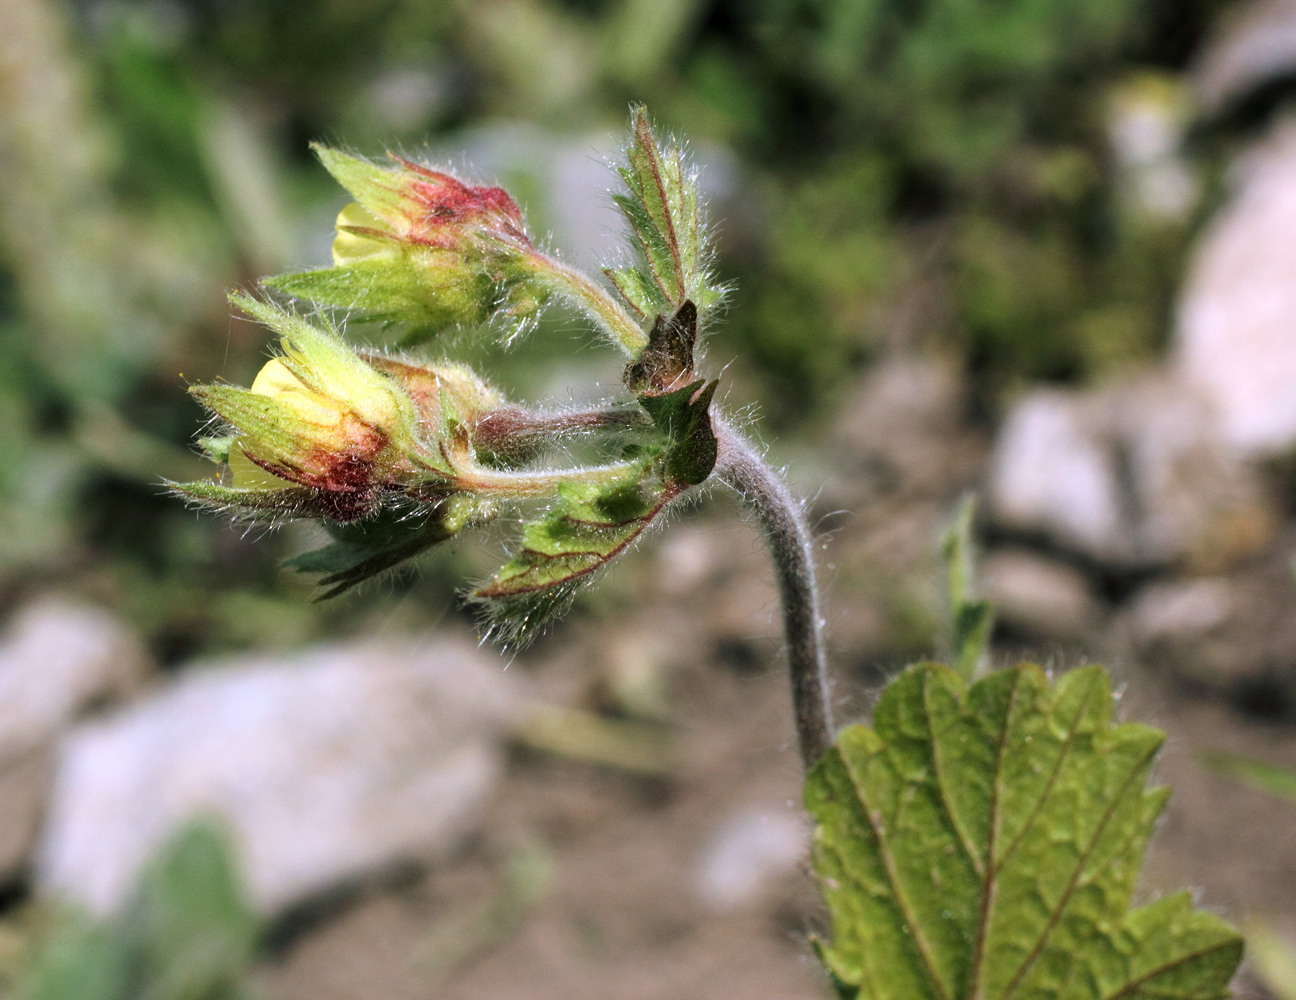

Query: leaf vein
[840,746,953,1000]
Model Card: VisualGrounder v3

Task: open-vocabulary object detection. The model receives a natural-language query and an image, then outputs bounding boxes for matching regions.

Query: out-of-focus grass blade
[1247,921,1296,1000]
[1202,750,1296,803]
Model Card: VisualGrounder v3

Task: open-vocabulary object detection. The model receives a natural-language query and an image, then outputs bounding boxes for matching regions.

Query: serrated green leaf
[475,469,667,601]
[807,663,1243,1000]
[602,265,664,321]
[612,107,725,318]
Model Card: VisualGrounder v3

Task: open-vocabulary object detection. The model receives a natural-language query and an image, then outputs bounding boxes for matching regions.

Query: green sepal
[266,256,545,343]
[286,495,484,599]
[189,385,308,468]
[807,662,1243,1000]
[638,377,719,487]
[313,146,411,228]
[168,479,346,523]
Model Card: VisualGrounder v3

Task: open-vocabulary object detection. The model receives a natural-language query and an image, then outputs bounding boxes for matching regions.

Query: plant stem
[712,414,833,771]
[531,252,650,358]
[473,404,650,460]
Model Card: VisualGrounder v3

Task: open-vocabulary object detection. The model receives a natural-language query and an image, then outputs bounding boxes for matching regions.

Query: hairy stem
[712,415,833,770]
[473,403,651,461]
[531,252,650,357]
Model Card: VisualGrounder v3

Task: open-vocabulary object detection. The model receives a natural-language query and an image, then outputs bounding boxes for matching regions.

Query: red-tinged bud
[267,147,550,340]
[182,296,435,521]
[331,154,530,257]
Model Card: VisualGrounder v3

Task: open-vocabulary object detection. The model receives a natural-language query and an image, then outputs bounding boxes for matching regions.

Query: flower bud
[188,295,426,519]
[267,147,550,338]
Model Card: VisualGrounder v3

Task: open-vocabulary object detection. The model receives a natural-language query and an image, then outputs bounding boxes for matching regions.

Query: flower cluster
[177,109,725,638]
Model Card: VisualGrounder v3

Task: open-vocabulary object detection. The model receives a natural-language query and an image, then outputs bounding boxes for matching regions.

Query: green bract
[605,106,727,323]
[807,663,1243,1000]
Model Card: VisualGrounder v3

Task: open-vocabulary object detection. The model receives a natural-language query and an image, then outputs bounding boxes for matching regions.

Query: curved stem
[712,414,833,771]
[531,252,650,358]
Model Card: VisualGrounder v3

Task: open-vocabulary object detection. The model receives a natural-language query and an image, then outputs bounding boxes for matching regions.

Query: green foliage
[719,0,1201,417]
[284,495,484,599]
[18,823,258,1000]
[807,662,1243,999]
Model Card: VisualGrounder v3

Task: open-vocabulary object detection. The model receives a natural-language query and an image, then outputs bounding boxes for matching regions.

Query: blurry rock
[1119,567,1296,708]
[655,525,723,596]
[1193,0,1296,114]
[981,550,1103,641]
[989,374,1274,569]
[1127,578,1235,646]
[1175,118,1296,455]
[0,598,146,882]
[832,355,978,494]
[990,391,1123,560]
[695,805,807,912]
[37,637,521,916]
[1121,578,1247,693]
[0,598,147,762]
[0,748,52,881]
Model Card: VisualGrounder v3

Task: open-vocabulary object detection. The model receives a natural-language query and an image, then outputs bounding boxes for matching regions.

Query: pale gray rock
[37,637,522,916]
[1118,566,1296,701]
[1119,578,1247,693]
[695,804,807,912]
[0,598,147,763]
[989,390,1125,561]
[981,550,1103,641]
[989,374,1273,568]
[1174,119,1296,456]
[1126,578,1235,647]
[1193,0,1296,113]
[0,598,147,882]
[832,355,974,495]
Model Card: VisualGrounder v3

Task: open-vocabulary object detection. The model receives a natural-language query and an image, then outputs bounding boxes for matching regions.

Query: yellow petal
[332,202,397,266]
